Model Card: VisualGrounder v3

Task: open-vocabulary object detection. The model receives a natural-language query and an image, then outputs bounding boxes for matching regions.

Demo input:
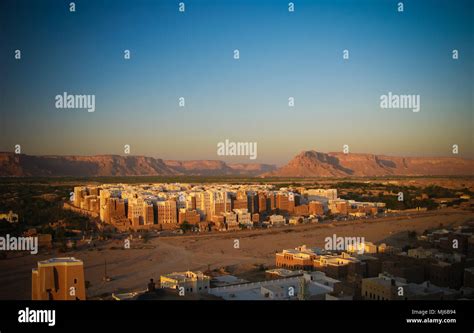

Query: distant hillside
[266,151,474,177]
[0,153,276,177]
[1,151,472,178]
[164,160,276,176]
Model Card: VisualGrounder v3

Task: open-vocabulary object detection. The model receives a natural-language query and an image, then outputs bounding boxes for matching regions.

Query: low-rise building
[362,273,458,300]
[268,214,286,226]
[265,268,304,280]
[276,246,319,270]
[32,257,86,300]
[211,215,226,231]
[160,271,210,294]
[233,208,252,228]
[223,212,239,231]
[209,275,333,300]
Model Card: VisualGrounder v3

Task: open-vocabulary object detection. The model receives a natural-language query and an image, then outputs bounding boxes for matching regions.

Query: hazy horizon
[2,149,473,169]
[1,0,472,165]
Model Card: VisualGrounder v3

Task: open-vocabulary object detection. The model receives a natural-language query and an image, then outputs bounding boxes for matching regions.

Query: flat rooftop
[37,257,83,267]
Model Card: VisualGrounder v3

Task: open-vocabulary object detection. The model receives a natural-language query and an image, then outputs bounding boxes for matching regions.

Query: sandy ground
[0,208,472,300]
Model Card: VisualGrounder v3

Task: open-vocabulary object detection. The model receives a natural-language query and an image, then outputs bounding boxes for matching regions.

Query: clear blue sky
[0,0,472,165]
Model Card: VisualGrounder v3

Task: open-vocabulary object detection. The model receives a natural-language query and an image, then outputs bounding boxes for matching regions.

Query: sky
[0,0,472,165]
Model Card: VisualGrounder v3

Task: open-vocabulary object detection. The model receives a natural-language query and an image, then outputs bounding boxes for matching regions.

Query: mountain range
[265,151,474,177]
[0,151,472,177]
[0,153,276,177]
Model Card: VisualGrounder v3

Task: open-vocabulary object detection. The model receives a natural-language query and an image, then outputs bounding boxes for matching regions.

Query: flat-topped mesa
[1,151,472,177]
[0,152,277,177]
[0,153,177,177]
[266,150,474,177]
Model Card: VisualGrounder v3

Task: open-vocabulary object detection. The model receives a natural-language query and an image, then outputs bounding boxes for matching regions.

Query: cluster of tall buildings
[71,184,386,232]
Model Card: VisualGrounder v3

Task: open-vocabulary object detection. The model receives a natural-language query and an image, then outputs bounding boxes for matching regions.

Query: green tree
[180,221,192,232]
